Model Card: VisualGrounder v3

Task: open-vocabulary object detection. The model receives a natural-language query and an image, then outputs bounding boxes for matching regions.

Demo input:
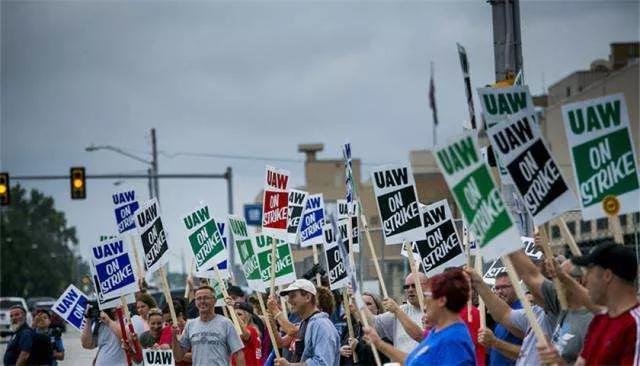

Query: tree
[0,184,87,298]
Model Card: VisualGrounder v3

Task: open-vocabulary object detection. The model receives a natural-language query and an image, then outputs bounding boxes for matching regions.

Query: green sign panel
[255,235,296,287]
[181,205,226,271]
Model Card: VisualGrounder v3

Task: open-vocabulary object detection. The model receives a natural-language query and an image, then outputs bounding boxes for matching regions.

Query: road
[1,328,97,364]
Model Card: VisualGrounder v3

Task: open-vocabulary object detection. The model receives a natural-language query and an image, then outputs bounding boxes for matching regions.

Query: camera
[85,301,100,319]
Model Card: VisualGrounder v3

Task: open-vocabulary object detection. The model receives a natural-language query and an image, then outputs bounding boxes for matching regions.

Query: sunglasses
[403,284,416,290]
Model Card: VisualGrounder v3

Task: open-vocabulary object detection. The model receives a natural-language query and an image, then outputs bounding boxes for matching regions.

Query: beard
[10,321,24,331]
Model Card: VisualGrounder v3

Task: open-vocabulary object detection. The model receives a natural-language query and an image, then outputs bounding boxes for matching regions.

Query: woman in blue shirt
[364,269,476,365]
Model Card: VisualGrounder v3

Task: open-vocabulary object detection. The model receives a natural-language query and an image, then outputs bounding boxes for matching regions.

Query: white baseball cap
[279,279,317,296]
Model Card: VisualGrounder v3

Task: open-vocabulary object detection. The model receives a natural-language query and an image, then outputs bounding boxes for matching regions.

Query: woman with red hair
[364,269,476,365]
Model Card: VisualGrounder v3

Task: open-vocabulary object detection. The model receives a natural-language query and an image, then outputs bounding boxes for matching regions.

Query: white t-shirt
[131,314,147,336]
[94,322,127,366]
[374,303,423,354]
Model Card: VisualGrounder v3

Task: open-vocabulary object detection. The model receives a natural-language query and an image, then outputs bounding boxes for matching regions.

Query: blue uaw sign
[52,285,89,331]
[91,237,139,299]
[112,189,140,233]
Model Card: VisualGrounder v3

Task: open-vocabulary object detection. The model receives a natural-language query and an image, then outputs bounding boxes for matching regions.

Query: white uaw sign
[322,224,349,290]
[135,198,170,274]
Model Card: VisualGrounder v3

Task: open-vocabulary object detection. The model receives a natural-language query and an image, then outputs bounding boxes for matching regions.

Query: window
[567,221,576,235]
[580,220,592,234]
[551,226,560,239]
[596,218,608,230]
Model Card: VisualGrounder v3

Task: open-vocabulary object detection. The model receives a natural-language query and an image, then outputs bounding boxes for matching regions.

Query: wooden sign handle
[405,241,425,317]
[356,300,382,366]
[269,237,278,297]
[360,211,389,299]
[158,266,178,326]
[609,214,624,244]
[474,254,486,329]
[342,289,359,363]
[538,226,568,310]
[183,259,195,299]
[555,218,582,256]
[464,227,472,322]
[312,244,321,287]
[128,235,145,281]
[213,266,243,336]
[257,294,281,359]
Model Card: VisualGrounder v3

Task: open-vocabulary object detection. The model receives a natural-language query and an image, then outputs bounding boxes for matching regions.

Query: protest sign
[322,224,349,290]
[90,237,139,300]
[255,234,296,287]
[135,198,170,274]
[180,205,226,272]
[287,189,308,243]
[262,166,290,238]
[338,216,360,253]
[143,349,175,366]
[52,285,88,331]
[343,143,358,213]
[299,193,325,247]
[483,236,543,282]
[413,200,465,276]
[561,94,639,220]
[112,189,140,234]
[487,110,580,225]
[477,85,536,183]
[229,215,264,291]
[371,164,424,244]
[337,199,349,220]
[435,133,521,259]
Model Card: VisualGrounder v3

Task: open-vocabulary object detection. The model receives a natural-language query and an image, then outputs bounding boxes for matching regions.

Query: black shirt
[3,323,33,366]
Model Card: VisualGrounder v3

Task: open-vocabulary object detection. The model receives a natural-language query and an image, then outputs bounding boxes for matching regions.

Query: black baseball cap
[228,285,245,298]
[572,243,637,283]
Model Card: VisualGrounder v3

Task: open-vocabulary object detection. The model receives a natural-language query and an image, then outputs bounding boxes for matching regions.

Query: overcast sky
[2,0,638,273]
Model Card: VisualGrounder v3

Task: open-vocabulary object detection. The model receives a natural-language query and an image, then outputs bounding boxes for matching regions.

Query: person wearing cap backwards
[274,279,340,366]
[171,285,245,366]
[537,242,640,365]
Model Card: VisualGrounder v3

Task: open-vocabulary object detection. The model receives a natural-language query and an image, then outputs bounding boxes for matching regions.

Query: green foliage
[1,185,87,297]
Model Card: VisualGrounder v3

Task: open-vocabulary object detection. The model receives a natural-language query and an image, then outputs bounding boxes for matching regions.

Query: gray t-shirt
[541,279,594,364]
[374,303,422,354]
[94,323,127,366]
[509,305,554,366]
[179,315,244,366]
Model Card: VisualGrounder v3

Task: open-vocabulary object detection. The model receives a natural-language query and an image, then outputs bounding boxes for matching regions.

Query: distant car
[0,297,32,337]
[32,301,66,333]
[27,296,55,312]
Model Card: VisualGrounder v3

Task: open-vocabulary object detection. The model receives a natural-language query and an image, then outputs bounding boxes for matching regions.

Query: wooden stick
[342,289,358,363]
[360,211,389,298]
[355,300,381,366]
[609,214,625,244]
[555,218,582,256]
[405,241,425,316]
[464,228,472,322]
[312,244,322,287]
[538,226,568,310]
[257,294,281,359]
[213,265,243,336]
[120,296,132,326]
[502,256,548,346]
[128,234,145,280]
[184,259,195,299]
[269,236,278,297]
[158,266,178,325]
[474,254,486,329]
[221,302,230,318]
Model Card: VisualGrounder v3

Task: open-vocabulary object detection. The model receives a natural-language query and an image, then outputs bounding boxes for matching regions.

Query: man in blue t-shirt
[3,305,33,366]
[479,272,523,365]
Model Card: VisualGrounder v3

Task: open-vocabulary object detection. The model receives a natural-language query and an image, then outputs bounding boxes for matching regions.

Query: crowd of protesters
[3,238,639,366]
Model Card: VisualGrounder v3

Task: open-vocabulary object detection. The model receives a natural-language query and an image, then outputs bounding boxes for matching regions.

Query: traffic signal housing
[70,167,86,199]
[0,173,9,206]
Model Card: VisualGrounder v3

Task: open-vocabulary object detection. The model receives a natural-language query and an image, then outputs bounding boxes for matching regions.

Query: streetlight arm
[86,145,152,166]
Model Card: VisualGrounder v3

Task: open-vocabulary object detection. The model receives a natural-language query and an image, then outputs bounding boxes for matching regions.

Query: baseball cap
[228,285,245,298]
[279,279,317,296]
[234,302,254,314]
[572,243,637,283]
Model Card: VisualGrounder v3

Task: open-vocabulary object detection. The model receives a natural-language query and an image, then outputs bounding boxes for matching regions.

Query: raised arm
[508,249,546,305]
[382,298,424,342]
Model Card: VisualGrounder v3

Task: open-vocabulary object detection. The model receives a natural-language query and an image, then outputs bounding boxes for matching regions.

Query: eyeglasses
[195,296,213,302]
[403,284,416,290]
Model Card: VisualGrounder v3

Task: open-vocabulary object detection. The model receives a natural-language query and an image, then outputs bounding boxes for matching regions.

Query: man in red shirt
[537,242,639,365]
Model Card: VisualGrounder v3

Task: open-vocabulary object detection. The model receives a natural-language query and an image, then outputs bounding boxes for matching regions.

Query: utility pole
[151,128,160,202]
[488,0,533,236]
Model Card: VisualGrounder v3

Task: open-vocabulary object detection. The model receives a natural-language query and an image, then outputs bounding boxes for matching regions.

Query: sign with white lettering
[413,200,465,276]
[487,110,579,225]
[262,166,290,238]
[143,349,175,366]
[180,205,226,272]
[229,215,264,291]
[52,285,88,331]
[371,164,425,244]
[322,224,349,290]
[483,237,543,282]
[561,94,639,219]
[254,235,296,287]
[134,198,170,274]
[338,216,360,253]
[287,189,308,243]
[435,133,521,260]
[112,189,140,234]
[90,237,139,299]
[299,194,326,247]
[477,85,536,184]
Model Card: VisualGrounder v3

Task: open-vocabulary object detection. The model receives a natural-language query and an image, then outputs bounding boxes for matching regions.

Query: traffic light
[0,172,9,206]
[70,167,86,199]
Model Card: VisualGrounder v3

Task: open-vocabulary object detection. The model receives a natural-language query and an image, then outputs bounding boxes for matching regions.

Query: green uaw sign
[435,133,521,260]
[255,234,296,287]
[477,85,536,184]
[180,205,226,271]
[228,215,264,291]
[562,94,639,220]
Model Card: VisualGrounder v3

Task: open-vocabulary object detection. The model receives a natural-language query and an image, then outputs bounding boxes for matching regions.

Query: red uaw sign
[262,165,290,239]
